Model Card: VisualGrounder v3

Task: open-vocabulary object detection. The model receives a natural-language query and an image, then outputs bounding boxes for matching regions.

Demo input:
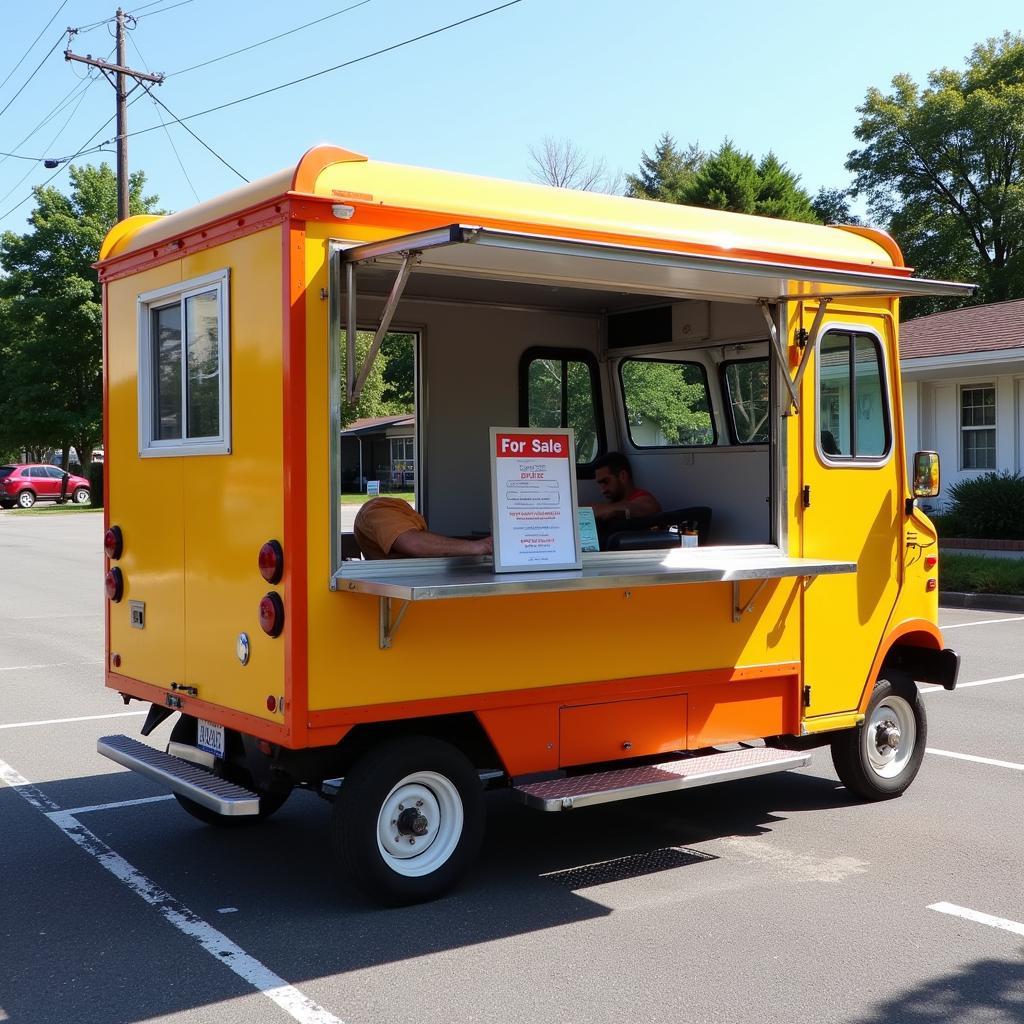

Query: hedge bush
[941,471,1024,540]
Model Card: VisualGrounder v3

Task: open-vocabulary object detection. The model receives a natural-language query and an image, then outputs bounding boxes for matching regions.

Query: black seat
[604,506,712,551]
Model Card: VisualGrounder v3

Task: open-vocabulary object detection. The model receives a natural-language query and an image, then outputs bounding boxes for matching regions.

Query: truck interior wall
[356,294,772,544]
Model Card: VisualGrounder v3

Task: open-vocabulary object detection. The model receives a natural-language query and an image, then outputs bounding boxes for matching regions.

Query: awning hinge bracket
[732,578,771,622]
[379,597,410,650]
[759,297,831,415]
[346,252,416,405]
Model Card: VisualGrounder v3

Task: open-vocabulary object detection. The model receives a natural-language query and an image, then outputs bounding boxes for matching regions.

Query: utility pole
[64,9,164,222]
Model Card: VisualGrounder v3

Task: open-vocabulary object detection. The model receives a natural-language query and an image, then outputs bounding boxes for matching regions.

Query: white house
[900,299,1024,508]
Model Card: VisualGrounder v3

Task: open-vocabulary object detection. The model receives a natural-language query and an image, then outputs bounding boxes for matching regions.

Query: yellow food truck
[96,145,970,904]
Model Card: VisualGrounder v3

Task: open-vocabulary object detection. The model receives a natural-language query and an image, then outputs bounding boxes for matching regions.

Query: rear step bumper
[513,747,811,811]
[98,734,260,816]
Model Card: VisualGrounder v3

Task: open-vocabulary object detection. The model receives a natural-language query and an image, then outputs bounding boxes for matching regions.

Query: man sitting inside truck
[586,451,662,523]
[354,496,493,559]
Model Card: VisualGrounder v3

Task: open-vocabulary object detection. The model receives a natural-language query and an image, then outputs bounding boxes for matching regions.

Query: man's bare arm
[390,529,493,558]
[588,493,662,522]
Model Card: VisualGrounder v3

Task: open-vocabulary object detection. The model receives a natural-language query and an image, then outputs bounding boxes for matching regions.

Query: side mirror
[912,451,940,498]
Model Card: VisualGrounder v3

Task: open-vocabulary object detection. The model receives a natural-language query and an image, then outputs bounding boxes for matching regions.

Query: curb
[940,591,1024,613]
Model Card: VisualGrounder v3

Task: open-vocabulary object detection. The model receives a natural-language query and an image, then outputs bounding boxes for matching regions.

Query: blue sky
[1,0,1021,235]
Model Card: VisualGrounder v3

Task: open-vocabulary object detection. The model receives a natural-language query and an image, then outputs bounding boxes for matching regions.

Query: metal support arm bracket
[758,297,831,415]
[346,253,416,405]
[378,597,410,649]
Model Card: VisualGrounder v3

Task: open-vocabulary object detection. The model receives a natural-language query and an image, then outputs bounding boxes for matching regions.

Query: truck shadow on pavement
[0,768,880,1024]
[850,956,1024,1023]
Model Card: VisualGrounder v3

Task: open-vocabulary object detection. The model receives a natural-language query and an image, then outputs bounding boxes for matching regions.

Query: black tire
[168,714,290,827]
[332,736,485,906]
[831,673,927,800]
[17,490,35,509]
[0,501,13,509]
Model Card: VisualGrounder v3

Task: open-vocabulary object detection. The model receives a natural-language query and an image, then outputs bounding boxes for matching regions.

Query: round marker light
[105,567,124,602]
[104,525,124,560]
[259,592,284,637]
[258,540,284,584]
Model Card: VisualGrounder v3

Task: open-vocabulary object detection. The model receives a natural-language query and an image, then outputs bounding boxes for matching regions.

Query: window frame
[958,383,997,471]
[617,355,717,450]
[814,323,893,467]
[137,268,232,458]
[720,356,772,446]
[518,346,607,471]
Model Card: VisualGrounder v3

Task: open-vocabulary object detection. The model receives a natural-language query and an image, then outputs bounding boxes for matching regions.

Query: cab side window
[722,358,770,444]
[520,348,605,465]
[817,329,891,460]
[619,357,714,447]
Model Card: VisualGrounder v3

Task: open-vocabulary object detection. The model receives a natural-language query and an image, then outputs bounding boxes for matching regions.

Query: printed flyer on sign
[489,428,582,573]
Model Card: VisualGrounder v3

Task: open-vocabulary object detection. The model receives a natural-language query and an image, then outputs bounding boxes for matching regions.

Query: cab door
[799,309,902,719]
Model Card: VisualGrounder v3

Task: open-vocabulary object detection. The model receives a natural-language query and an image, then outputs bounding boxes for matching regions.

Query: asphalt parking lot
[1,512,1022,1024]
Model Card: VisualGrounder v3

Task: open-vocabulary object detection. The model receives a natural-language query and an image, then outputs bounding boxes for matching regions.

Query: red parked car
[0,464,91,509]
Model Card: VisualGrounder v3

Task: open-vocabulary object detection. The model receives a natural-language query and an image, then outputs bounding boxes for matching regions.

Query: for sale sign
[489,428,582,573]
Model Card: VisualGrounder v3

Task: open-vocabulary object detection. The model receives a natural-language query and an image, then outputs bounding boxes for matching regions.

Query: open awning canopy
[342,224,976,306]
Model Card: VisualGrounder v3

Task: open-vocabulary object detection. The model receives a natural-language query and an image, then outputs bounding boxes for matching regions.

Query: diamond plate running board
[513,747,811,811]
[98,734,260,816]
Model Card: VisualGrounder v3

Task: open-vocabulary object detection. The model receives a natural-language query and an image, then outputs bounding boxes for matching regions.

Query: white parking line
[60,794,174,816]
[941,616,1024,629]
[0,756,345,1024]
[926,748,1024,771]
[928,902,1024,938]
[921,672,1024,694]
[0,661,104,672]
[0,711,147,730]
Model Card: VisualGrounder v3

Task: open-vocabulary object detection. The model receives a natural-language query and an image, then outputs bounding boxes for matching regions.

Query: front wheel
[332,736,485,905]
[72,487,90,504]
[831,673,927,800]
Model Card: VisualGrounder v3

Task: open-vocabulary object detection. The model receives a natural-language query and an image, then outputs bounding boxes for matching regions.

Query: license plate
[196,719,225,759]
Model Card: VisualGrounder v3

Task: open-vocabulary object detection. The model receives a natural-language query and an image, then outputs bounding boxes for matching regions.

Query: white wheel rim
[864,695,916,778]
[19,493,32,507]
[376,771,463,877]
[75,490,88,503]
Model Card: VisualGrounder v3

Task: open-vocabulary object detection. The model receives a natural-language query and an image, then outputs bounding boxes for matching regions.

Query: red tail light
[258,540,284,584]
[104,526,124,560]
[926,579,937,592]
[924,555,937,570]
[259,592,284,637]
[105,567,124,602]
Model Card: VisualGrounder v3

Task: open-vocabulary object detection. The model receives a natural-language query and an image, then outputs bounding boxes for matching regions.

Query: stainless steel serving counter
[333,545,856,601]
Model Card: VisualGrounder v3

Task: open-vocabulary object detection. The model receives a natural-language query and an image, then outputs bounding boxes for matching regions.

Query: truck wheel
[168,714,290,827]
[831,673,926,800]
[332,736,485,906]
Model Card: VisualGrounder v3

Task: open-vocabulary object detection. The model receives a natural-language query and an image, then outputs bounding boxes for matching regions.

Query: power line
[133,0,196,20]
[115,1,525,146]
[0,0,70,96]
[169,0,374,77]
[142,87,201,202]
[0,34,67,124]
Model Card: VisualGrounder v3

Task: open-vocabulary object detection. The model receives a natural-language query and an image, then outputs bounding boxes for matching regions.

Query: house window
[816,329,891,460]
[138,269,230,457]
[619,357,715,448]
[960,385,996,470]
[389,435,415,486]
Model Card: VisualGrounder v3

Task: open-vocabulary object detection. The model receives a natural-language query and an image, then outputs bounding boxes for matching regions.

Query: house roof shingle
[341,414,415,436]
[900,298,1024,360]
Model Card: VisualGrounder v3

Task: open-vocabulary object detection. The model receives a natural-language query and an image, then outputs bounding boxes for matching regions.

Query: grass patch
[5,503,99,515]
[941,554,1024,595]
[340,492,414,505]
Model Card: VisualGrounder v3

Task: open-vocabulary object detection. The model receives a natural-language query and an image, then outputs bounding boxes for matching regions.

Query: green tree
[679,141,818,222]
[620,360,713,445]
[339,331,415,427]
[0,164,160,469]
[626,133,704,202]
[847,32,1024,311]
[811,187,861,225]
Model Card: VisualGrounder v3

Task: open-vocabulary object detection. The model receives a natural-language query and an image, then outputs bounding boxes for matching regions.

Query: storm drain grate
[541,846,717,890]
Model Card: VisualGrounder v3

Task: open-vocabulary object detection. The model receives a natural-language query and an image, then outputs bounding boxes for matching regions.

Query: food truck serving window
[136,269,231,457]
[519,348,605,466]
[619,358,715,448]
[816,328,891,462]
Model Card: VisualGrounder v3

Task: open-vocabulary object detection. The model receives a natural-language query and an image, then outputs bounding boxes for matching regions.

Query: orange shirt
[353,497,427,559]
